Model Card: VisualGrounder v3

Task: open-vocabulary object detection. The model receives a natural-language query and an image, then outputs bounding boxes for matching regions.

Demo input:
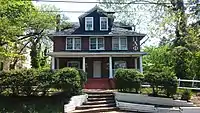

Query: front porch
[49,52,145,89]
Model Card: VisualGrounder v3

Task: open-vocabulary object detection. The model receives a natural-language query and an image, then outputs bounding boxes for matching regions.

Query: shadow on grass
[0,92,70,113]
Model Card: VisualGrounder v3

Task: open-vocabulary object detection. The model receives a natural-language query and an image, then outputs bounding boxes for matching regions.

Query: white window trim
[66,37,81,50]
[67,61,80,68]
[89,37,105,50]
[100,17,108,31]
[85,17,94,31]
[112,37,128,50]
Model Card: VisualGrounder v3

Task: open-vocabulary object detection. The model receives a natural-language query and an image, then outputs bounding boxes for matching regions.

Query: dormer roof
[78,5,114,19]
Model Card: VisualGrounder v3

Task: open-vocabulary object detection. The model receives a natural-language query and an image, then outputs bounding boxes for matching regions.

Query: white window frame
[100,17,108,31]
[89,37,105,50]
[66,37,81,50]
[112,37,127,50]
[67,61,80,68]
[85,17,94,31]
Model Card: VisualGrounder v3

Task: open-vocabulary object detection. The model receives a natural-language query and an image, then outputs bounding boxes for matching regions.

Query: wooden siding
[53,36,66,52]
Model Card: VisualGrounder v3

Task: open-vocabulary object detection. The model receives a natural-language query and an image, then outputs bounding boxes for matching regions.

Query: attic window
[100,17,108,31]
[85,17,93,31]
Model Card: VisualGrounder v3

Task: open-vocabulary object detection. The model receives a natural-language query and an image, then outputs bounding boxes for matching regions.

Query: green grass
[0,93,70,113]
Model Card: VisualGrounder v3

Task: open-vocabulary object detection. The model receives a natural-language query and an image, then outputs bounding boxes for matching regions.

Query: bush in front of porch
[115,68,144,93]
[0,67,85,96]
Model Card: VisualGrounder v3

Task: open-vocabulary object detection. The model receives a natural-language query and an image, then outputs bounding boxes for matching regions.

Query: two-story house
[49,6,146,89]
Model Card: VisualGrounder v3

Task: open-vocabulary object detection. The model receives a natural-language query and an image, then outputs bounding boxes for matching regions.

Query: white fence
[177,79,200,90]
[142,79,200,90]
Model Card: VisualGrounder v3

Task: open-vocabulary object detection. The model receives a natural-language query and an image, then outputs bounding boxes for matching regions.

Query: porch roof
[48,51,147,57]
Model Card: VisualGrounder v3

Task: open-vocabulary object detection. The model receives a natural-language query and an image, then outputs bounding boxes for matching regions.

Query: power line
[40,10,149,13]
[32,0,172,4]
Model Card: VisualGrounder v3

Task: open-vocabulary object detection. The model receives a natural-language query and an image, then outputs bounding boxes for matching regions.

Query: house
[49,6,146,89]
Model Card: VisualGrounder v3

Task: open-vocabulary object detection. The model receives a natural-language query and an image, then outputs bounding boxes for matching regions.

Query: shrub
[161,68,178,97]
[145,71,162,96]
[53,68,82,96]
[35,68,56,96]
[145,66,178,97]
[115,69,144,93]
[77,69,87,87]
[181,89,193,101]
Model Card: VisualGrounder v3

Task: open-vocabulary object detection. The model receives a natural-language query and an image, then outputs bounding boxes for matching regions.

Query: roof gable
[78,5,112,19]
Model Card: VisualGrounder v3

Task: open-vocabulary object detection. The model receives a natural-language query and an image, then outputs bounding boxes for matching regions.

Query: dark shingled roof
[52,22,146,37]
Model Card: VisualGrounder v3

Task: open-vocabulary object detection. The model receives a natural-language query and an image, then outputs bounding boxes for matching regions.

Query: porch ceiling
[48,51,147,57]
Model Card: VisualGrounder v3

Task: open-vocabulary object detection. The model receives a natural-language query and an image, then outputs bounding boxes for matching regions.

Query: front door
[93,61,101,78]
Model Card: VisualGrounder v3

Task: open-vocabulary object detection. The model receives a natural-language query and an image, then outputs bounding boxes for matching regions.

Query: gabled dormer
[78,6,114,32]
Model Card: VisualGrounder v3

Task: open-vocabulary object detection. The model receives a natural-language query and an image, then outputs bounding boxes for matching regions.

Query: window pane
[68,61,80,68]
[85,17,93,30]
[91,44,96,49]
[112,38,119,50]
[97,38,104,49]
[74,38,81,49]
[114,61,127,69]
[120,37,127,50]
[100,18,108,30]
[90,38,96,44]
[67,38,73,49]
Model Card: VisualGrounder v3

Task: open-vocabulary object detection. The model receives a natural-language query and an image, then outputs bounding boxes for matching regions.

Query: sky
[33,0,97,22]
[32,0,160,46]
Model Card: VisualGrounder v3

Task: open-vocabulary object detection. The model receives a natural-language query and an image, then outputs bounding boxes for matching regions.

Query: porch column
[109,56,113,78]
[51,57,55,70]
[134,57,138,69]
[56,58,59,69]
[139,56,143,73]
[82,56,86,72]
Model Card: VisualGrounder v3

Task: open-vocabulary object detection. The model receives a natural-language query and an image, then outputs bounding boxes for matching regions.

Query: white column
[134,57,138,69]
[139,56,143,73]
[82,57,86,72]
[56,58,59,69]
[51,57,55,70]
[109,56,113,78]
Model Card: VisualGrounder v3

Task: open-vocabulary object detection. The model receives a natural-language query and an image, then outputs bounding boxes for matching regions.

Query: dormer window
[100,17,108,31]
[85,17,93,31]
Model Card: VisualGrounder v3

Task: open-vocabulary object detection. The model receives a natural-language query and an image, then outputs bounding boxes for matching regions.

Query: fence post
[192,80,194,88]
[178,78,181,87]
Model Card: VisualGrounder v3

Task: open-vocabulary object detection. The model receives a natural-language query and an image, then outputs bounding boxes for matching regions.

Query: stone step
[87,97,114,101]
[84,100,115,105]
[84,90,114,95]
[76,103,116,110]
[88,94,114,98]
[71,107,118,113]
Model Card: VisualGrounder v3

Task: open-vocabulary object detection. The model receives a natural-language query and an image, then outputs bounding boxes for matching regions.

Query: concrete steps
[71,91,117,113]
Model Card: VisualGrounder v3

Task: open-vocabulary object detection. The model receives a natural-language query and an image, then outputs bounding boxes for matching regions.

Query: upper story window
[89,37,104,50]
[66,37,81,50]
[112,37,127,50]
[100,17,108,31]
[85,17,93,31]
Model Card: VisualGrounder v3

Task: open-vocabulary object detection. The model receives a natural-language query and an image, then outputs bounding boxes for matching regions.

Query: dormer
[78,6,114,32]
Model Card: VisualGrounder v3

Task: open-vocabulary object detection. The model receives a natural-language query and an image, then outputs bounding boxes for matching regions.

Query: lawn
[0,92,69,113]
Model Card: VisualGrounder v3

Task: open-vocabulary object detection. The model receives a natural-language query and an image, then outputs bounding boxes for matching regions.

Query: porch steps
[71,91,118,113]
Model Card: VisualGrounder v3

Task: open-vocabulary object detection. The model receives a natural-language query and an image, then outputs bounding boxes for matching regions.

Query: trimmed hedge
[115,69,144,93]
[0,68,85,96]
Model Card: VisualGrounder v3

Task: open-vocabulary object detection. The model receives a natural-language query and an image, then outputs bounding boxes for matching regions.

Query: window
[89,37,104,50]
[100,17,108,31]
[114,61,127,69]
[85,17,93,31]
[67,61,80,68]
[112,37,127,50]
[66,37,81,50]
